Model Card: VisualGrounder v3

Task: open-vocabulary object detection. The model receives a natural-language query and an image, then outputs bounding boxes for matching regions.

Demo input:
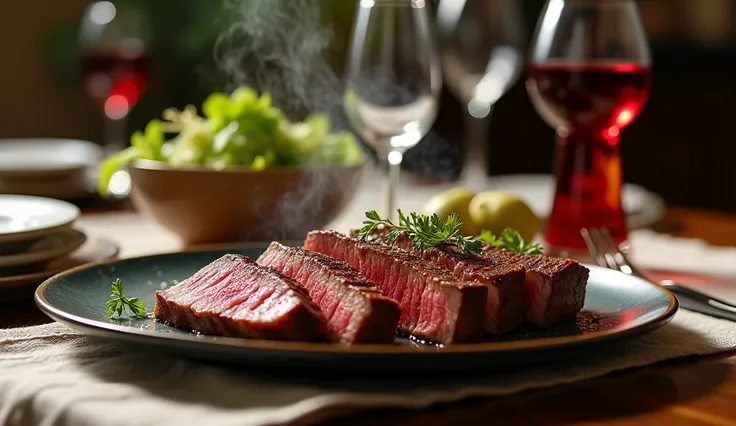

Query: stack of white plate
[0,138,103,200]
[0,195,118,301]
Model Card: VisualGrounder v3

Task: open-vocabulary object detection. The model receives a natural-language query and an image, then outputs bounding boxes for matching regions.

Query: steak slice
[352,228,526,335]
[153,254,326,341]
[304,231,487,344]
[482,248,589,328]
[256,241,401,344]
[417,248,526,335]
[353,227,588,330]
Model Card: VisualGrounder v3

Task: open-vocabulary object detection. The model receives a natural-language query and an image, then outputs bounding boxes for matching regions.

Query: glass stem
[462,104,492,188]
[381,149,402,220]
[545,128,626,254]
[102,112,129,155]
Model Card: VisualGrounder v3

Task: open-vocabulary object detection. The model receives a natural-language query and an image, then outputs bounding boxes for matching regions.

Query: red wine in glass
[525,0,652,257]
[80,47,149,119]
[527,61,651,251]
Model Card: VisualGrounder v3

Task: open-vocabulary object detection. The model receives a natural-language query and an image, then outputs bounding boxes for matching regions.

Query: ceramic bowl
[127,160,364,245]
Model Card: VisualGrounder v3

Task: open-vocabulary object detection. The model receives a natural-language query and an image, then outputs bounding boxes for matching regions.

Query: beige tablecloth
[4,170,736,425]
[1,310,736,426]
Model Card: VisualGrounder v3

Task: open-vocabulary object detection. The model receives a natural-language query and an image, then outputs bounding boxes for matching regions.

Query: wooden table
[4,205,736,425]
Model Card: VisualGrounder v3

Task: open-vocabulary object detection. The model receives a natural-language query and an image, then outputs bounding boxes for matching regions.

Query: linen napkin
[1,310,735,426]
[629,229,736,279]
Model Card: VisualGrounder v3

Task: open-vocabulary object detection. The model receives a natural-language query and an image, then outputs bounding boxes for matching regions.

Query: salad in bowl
[99,87,366,245]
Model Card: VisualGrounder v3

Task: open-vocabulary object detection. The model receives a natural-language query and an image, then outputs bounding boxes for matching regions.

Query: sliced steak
[256,241,401,344]
[304,231,487,344]
[354,227,588,329]
[153,254,325,341]
[417,248,526,335]
[482,248,589,328]
[350,225,413,251]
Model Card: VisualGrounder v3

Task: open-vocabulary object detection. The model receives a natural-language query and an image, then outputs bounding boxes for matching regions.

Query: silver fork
[581,227,736,322]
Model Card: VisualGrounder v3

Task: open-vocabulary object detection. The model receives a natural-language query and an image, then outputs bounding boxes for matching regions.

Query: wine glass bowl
[78,1,150,152]
[436,0,525,183]
[437,0,525,116]
[344,0,442,218]
[525,0,652,256]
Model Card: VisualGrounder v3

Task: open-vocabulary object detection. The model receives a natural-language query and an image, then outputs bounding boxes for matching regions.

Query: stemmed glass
[344,0,442,219]
[526,0,652,256]
[436,0,525,185]
[78,1,150,154]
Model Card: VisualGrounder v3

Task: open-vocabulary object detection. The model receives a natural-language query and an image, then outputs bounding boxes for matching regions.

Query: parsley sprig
[105,279,147,319]
[479,228,544,255]
[358,209,544,256]
[358,209,483,255]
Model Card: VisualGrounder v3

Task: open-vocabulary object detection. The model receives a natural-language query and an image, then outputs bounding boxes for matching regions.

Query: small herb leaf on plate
[105,279,147,319]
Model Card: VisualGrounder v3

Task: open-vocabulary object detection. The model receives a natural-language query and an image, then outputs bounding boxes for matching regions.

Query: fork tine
[580,228,608,269]
[597,228,645,277]
[587,228,622,271]
[597,228,628,271]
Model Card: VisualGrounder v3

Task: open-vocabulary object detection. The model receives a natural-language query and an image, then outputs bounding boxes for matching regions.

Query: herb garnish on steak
[358,224,589,331]
[304,231,487,344]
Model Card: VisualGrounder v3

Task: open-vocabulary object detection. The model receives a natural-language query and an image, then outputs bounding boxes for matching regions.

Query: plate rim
[0,138,102,174]
[34,245,680,356]
[0,228,87,268]
[0,236,120,290]
[0,195,80,243]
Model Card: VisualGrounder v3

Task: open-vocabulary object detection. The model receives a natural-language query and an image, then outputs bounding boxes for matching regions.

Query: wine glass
[344,0,442,219]
[525,0,652,256]
[78,1,150,155]
[436,0,525,185]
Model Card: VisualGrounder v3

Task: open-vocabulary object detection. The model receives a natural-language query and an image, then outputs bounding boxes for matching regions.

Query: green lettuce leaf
[97,86,365,196]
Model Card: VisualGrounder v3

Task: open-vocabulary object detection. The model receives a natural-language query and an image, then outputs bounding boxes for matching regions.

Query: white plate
[0,138,103,199]
[0,195,80,243]
[0,236,120,302]
[485,174,667,230]
[0,138,102,177]
[0,228,86,268]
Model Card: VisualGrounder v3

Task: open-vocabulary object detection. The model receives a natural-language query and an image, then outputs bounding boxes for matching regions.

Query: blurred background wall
[0,0,734,211]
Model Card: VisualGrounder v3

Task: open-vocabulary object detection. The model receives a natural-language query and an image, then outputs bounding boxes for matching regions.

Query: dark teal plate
[35,244,678,372]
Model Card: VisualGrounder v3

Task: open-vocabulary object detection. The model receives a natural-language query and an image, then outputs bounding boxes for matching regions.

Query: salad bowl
[98,87,367,245]
[128,159,364,245]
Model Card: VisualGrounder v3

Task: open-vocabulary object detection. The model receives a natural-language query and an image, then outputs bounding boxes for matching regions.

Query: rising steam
[210,0,458,241]
[213,0,344,125]
[213,0,361,240]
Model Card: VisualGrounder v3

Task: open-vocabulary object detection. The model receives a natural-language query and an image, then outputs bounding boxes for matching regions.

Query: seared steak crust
[153,254,325,341]
[355,227,589,329]
[482,248,589,328]
[257,241,401,344]
[418,248,526,335]
[305,231,487,344]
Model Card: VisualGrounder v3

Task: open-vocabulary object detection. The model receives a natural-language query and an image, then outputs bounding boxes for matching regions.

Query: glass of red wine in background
[78,1,149,153]
[525,0,652,257]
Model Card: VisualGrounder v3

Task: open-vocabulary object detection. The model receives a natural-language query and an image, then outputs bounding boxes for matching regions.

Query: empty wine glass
[344,0,442,219]
[436,0,525,185]
[525,0,652,256]
[78,1,150,154]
